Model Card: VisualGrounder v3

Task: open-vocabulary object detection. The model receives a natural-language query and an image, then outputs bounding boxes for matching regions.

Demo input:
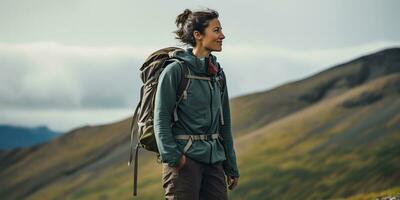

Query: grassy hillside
[231,74,400,199]
[0,48,399,200]
[344,186,400,200]
[0,119,136,200]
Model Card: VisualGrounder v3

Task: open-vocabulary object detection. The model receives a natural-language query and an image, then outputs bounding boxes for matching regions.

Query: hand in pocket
[173,154,187,171]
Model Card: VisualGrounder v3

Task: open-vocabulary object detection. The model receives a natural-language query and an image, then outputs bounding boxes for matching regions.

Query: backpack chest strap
[185,74,218,90]
[171,64,225,126]
[186,74,212,81]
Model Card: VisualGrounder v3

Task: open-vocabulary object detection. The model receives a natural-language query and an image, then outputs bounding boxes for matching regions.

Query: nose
[220,31,225,40]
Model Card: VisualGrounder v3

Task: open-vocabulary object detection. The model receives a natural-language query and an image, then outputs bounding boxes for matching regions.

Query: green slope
[344,186,400,200]
[0,119,136,199]
[231,74,400,200]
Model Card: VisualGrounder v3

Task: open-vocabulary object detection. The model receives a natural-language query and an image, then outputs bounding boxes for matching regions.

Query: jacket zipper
[209,79,213,134]
[208,77,214,164]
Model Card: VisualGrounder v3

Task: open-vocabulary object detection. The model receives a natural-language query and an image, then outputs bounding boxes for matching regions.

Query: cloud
[0,42,157,110]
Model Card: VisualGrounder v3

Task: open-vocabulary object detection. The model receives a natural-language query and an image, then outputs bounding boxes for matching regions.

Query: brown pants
[162,157,228,200]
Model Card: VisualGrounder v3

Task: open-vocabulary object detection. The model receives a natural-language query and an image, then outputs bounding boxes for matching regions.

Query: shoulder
[161,60,184,78]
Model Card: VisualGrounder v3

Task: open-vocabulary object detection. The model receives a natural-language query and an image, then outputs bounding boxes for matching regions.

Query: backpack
[128,46,226,196]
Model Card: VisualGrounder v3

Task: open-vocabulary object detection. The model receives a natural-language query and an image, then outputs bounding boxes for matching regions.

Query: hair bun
[175,9,192,27]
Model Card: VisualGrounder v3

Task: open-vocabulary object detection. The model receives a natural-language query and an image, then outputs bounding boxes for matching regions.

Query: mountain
[0,48,399,200]
[0,125,62,150]
[230,48,400,136]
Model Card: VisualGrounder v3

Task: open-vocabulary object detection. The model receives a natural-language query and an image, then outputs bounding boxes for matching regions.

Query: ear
[193,30,203,40]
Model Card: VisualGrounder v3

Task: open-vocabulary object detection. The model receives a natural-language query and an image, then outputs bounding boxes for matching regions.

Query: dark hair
[173,8,219,47]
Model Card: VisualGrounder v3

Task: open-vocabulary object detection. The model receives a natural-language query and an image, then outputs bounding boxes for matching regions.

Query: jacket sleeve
[154,62,183,167]
[220,71,240,177]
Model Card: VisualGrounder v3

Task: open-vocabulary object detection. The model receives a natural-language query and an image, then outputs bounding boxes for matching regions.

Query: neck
[192,46,210,58]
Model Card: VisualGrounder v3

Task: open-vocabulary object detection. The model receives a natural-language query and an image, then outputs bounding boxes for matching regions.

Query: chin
[206,45,223,52]
[213,46,223,52]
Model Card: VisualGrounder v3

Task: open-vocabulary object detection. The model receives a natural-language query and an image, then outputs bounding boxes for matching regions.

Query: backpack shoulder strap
[165,58,192,124]
[177,61,190,101]
[165,58,191,100]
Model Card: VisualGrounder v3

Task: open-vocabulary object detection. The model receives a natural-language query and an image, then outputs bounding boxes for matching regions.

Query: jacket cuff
[222,160,240,177]
[165,152,182,167]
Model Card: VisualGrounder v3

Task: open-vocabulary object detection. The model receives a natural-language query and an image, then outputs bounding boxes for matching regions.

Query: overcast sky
[1,0,399,132]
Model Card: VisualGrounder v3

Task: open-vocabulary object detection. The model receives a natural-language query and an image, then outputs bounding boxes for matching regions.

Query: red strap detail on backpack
[208,58,218,75]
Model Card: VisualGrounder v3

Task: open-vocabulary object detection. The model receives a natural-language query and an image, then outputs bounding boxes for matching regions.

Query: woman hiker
[154,8,240,200]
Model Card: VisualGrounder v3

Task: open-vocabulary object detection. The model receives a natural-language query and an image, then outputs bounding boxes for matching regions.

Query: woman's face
[195,18,225,52]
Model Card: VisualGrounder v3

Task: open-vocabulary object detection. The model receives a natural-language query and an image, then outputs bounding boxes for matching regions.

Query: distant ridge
[0,124,61,150]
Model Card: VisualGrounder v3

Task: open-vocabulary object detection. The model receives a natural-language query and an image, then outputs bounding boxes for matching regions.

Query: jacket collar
[173,47,220,76]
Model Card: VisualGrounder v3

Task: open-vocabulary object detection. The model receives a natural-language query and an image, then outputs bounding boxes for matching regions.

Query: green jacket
[153,47,239,177]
